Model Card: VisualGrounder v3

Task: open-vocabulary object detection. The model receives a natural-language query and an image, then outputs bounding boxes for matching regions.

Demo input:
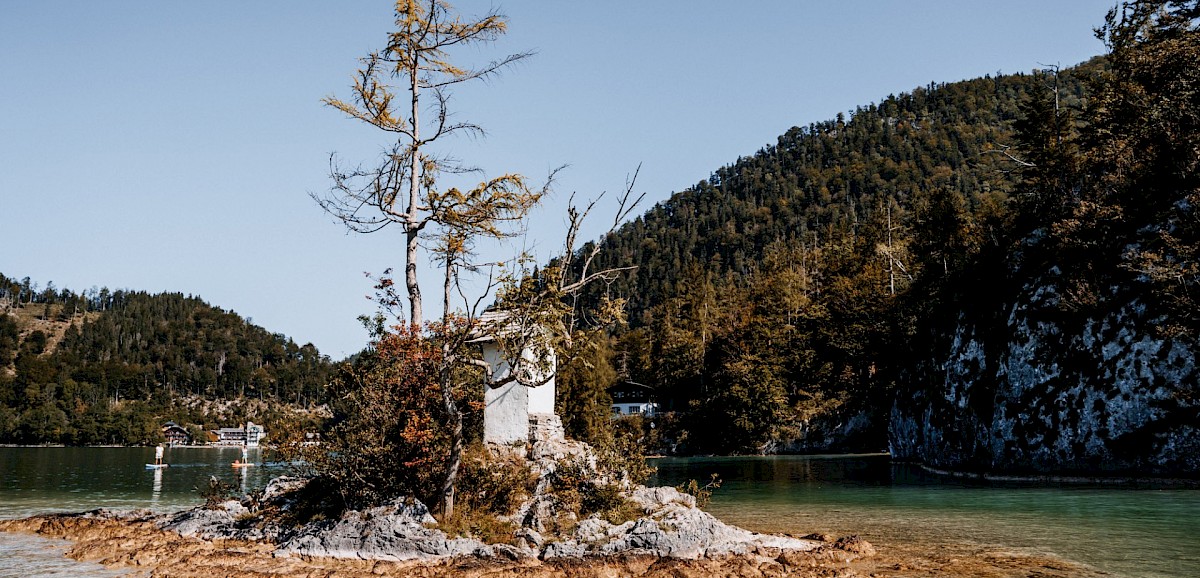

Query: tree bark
[439,247,462,518]
[406,43,424,326]
[438,374,463,518]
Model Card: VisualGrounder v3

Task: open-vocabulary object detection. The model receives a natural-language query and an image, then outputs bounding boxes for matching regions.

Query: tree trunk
[438,249,463,518]
[405,44,423,326]
[438,362,463,518]
[406,227,422,325]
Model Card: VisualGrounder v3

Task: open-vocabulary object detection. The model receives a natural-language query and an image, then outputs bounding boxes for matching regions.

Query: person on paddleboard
[233,444,249,467]
[154,444,164,466]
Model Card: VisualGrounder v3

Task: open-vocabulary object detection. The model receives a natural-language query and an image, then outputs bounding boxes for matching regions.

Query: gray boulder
[542,490,820,560]
[275,498,488,562]
[159,499,264,541]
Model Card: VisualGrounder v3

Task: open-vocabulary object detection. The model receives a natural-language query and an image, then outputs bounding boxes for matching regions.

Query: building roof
[608,380,655,392]
[466,309,552,344]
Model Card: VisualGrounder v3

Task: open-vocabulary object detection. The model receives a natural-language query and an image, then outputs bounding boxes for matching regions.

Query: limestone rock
[528,412,565,443]
[259,475,310,504]
[892,267,1200,476]
[514,527,545,550]
[274,498,484,562]
[159,499,261,541]
[542,499,821,560]
[628,485,697,511]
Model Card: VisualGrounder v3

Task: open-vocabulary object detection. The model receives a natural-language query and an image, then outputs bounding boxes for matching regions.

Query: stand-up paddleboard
[231,461,255,468]
[145,464,169,469]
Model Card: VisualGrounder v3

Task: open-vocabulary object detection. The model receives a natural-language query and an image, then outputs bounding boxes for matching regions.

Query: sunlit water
[651,455,1200,578]
[2,450,1197,577]
[0,446,290,577]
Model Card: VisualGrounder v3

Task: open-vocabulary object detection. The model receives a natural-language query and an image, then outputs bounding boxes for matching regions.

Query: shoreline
[0,508,1100,578]
[8,444,1195,485]
[905,460,1200,488]
[0,443,265,449]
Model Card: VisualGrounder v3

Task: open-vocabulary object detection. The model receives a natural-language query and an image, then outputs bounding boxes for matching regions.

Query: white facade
[209,422,267,446]
[480,339,556,446]
[245,421,266,447]
[612,401,658,417]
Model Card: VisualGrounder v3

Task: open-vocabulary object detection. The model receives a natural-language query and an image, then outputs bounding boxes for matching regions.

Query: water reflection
[0,446,290,520]
[239,458,250,494]
[151,467,163,506]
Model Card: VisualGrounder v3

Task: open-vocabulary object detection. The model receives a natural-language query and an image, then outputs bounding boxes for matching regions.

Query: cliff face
[890,267,1200,476]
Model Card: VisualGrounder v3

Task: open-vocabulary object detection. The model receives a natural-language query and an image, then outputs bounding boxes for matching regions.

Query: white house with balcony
[608,381,658,417]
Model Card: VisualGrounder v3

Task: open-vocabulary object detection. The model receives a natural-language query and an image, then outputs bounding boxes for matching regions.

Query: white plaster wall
[485,378,529,445]
[480,340,558,445]
[482,343,526,445]
[527,349,556,415]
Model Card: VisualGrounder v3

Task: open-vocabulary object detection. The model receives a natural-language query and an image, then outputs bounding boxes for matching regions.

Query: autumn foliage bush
[294,325,482,509]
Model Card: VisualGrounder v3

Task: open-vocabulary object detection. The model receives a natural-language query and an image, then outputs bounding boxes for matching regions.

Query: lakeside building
[207,421,267,446]
[161,422,191,446]
[608,381,658,417]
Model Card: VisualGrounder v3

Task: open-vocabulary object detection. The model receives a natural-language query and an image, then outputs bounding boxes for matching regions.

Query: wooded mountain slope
[568,2,1198,474]
[565,64,1095,453]
[0,274,333,445]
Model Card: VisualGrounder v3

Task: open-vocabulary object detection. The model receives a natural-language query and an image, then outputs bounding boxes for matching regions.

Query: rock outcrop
[537,485,820,560]
[142,477,825,565]
[891,266,1200,476]
[0,508,1099,578]
[275,500,498,562]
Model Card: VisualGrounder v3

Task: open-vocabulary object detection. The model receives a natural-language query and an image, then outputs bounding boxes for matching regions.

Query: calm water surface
[0,446,289,577]
[652,455,1200,578]
[2,450,1197,577]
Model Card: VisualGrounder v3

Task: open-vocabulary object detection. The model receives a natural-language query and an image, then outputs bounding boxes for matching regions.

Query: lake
[1,448,1197,577]
[651,454,1200,578]
[0,446,289,578]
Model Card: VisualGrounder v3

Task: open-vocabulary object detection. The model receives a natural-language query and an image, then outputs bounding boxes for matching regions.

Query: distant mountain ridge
[0,272,334,445]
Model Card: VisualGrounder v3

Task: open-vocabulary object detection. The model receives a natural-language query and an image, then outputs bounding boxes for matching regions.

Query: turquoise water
[0,446,290,577]
[651,455,1200,578]
[1,450,1197,577]
[0,446,288,519]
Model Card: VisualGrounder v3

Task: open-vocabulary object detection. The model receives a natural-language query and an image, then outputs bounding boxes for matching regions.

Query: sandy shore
[0,511,1102,578]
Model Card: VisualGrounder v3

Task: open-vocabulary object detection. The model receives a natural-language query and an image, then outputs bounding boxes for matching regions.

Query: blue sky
[1,1,1111,359]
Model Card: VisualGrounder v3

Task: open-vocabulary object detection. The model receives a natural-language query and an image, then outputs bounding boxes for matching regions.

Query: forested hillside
[566,63,1095,453]
[0,273,334,445]
[564,1,1198,476]
[892,2,1200,476]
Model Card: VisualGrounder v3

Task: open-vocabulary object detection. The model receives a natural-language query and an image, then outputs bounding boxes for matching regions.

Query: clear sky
[1,1,1111,359]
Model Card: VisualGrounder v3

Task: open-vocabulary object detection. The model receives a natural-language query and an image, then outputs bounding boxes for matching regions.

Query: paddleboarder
[154,444,165,466]
[233,444,250,467]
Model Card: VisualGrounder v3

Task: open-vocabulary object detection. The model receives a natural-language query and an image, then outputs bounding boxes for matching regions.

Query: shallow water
[651,454,1200,578]
[2,449,1197,577]
[0,446,290,577]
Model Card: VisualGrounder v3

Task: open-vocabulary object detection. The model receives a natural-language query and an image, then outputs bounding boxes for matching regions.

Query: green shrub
[678,473,722,508]
[438,509,518,545]
[455,445,537,517]
[549,456,641,526]
[435,446,535,543]
[196,476,238,509]
[593,415,655,485]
